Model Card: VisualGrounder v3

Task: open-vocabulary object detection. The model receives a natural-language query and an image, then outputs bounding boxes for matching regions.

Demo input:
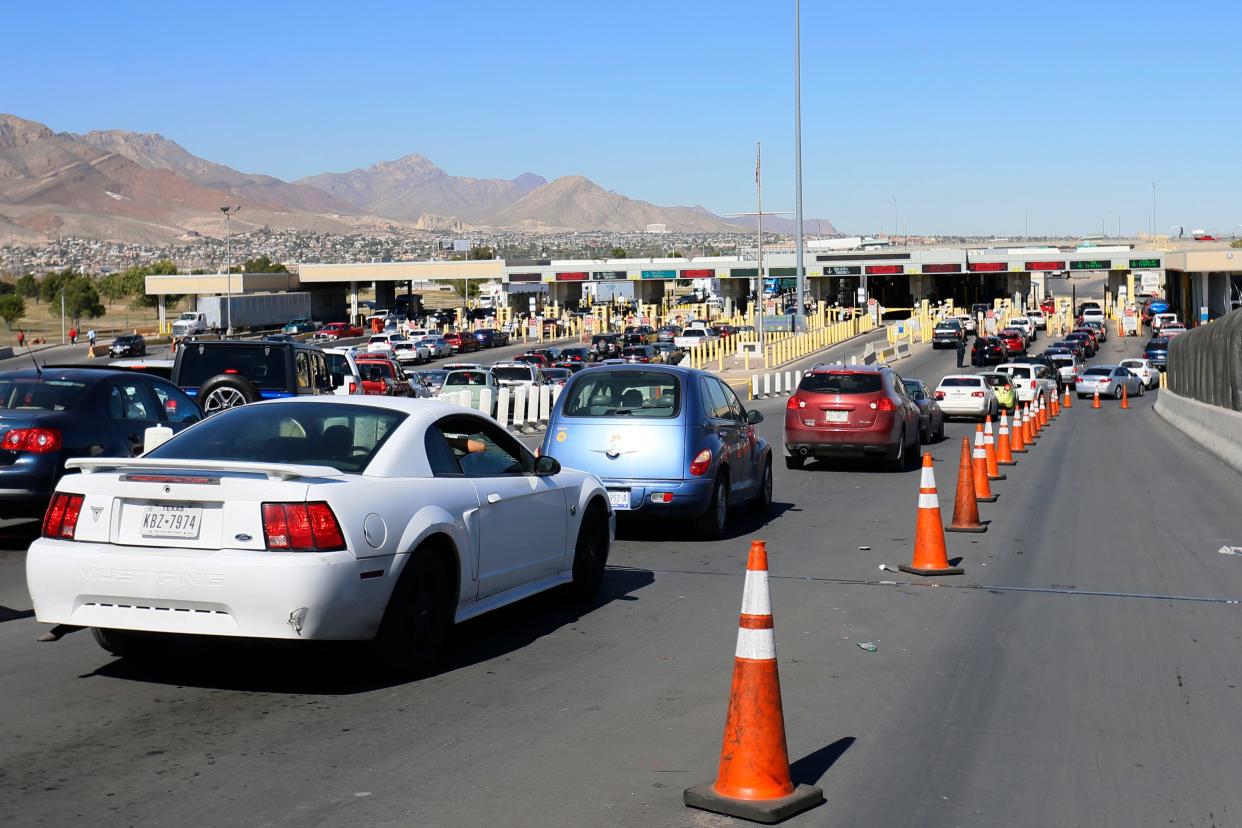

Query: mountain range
[0,114,836,244]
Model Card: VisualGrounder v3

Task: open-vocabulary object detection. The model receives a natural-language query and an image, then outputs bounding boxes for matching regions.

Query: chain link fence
[1167,308,1242,411]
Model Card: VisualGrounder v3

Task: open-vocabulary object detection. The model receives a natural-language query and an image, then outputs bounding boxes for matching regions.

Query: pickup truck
[674,327,717,349]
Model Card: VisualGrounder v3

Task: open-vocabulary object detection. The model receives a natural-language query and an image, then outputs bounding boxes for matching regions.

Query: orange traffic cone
[1064,387,1073,409]
[899,454,965,574]
[972,429,998,502]
[1039,395,1049,428]
[983,418,1005,480]
[946,438,987,533]
[1010,406,1027,453]
[997,410,1017,464]
[1121,384,1130,410]
[1023,403,1036,444]
[1051,393,1060,417]
[1092,390,1101,409]
[684,541,825,822]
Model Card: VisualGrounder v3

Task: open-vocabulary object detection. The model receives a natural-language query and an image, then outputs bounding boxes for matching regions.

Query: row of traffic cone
[900,388,1068,576]
[685,391,1080,823]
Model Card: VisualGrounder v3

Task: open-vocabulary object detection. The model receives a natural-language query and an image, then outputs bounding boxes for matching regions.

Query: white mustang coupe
[26,397,613,673]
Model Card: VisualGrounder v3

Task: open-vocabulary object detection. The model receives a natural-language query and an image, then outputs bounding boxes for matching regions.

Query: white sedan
[26,397,614,674]
[934,375,998,421]
[1119,358,1160,389]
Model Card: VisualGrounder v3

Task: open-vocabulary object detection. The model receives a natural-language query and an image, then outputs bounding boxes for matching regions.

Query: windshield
[799,373,882,394]
[147,402,405,473]
[1000,366,1032,378]
[178,344,289,391]
[562,370,680,418]
[0,378,89,411]
[445,371,489,387]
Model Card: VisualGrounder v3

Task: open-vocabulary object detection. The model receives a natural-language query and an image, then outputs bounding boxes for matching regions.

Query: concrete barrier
[496,386,511,429]
[1154,389,1242,476]
[0,347,12,359]
[512,386,532,433]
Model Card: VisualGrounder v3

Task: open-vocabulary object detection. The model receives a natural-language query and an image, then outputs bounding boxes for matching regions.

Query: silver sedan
[1075,365,1146,400]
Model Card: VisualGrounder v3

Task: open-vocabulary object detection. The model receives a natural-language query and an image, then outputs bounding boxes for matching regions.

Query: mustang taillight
[689,449,713,477]
[42,492,84,539]
[3,427,62,453]
[262,501,346,551]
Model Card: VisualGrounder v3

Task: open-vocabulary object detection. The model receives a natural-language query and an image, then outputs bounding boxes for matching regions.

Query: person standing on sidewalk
[69,326,78,345]
[87,329,96,348]
[955,331,967,368]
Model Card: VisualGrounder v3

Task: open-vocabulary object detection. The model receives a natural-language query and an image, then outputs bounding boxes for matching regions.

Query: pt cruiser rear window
[562,370,679,418]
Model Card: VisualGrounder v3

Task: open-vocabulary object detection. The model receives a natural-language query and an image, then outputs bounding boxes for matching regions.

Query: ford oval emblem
[234,533,253,543]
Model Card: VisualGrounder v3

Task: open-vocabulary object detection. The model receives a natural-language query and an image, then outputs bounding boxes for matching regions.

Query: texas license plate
[825,410,849,423]
[141,505,202,538]
[607,489,631,510]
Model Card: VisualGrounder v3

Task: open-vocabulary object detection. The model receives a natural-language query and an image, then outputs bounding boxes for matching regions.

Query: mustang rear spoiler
[65,457,344,481]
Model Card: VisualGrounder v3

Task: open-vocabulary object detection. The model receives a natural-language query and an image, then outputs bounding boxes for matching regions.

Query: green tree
[16,273,38,301]
[97,272,129,306]
[62,278,105,323]
[609,247,627,258]
[0,279,13,296]
[0,294,24,330]
[241,255,289,273]
[39,268,78,305]
[467,246,495,260]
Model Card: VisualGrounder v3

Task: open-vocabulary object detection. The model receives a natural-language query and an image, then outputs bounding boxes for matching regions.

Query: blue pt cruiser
[540,365,771,538]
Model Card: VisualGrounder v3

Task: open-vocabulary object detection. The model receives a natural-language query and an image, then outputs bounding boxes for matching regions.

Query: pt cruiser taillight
[42,493,84,539]
[261,502,346,551]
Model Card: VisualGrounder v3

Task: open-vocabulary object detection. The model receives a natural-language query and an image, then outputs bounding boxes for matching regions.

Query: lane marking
[607,566,1241,606]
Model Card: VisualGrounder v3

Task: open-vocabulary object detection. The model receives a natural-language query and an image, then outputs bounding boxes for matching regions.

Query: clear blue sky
[4,0,1239,236]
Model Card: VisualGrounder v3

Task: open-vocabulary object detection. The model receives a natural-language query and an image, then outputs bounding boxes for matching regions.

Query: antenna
[22,333,41,376]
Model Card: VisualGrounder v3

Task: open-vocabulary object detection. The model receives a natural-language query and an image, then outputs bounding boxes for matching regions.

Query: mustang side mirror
[533,455,561,476]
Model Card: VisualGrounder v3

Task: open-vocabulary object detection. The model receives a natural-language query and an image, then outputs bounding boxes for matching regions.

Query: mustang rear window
[562,371,679,418]
[799,373,882,394]
[146,402,406,473]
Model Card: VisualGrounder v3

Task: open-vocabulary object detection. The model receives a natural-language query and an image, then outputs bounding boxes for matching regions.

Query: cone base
[898,564,965,576]
[1010,448,1027,454]
[946,523,987,533]
[999,460,1018,465]
[684,782,825,824]
[987,473,1006,480]
[976,494,999,502]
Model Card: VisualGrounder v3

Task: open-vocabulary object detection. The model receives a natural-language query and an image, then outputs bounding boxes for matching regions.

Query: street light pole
[792,0,806,333]
[892,194,898,241]
[1150,180,1156,239]
[756,141,765,349]
[220,205,240,335]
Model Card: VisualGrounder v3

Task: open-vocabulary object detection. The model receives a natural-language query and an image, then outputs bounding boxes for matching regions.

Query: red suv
[354,357,413,396]
[442,332,479,354]
[783,365,921,471]
[997,328,1027,354]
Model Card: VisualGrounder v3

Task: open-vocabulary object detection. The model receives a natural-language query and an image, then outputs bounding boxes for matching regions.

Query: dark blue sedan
[540,364,771,538]
[0,368,202,517]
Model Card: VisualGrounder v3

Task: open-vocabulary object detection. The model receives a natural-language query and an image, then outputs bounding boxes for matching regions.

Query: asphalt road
[5,320,1240,828]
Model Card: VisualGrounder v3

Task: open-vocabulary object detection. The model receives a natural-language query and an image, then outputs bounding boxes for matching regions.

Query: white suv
[1009,317,1036,343]
[490,362,543,395]
[996,362,1058,403]
[322,347,364,396]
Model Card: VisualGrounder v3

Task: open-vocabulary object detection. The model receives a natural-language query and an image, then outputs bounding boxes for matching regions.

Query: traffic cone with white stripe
[997,410,1017,464]
[983,417,1005,480]
[1023,402,1037,443]
[1038,394,1049,428]
[1121,384,1130,410]
[1064,387,1073,409]
[899,454,964,575]
[946,438,986,533]
[1051,392,1060,418]
[1092,390,1101,409]
[684,541,825,823]
[973,428,998,502]
[1010,406,1027,454]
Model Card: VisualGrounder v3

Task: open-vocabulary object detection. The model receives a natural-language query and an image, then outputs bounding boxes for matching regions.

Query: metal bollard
[496,386,511,429]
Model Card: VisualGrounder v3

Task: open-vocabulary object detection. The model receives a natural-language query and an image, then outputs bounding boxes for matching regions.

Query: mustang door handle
[486,493,503,503]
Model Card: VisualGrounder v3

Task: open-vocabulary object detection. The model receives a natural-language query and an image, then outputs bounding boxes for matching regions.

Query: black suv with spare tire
[172,340,334,414]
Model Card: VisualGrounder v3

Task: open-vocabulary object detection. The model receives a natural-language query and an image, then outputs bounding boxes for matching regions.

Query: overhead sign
[1130,258,1160,269]
[1025,260,1066,271]
[922,263,961,274]
[865,264,904,275]
[769,267,799,277]
[730,268,759,278]
[640,269,676,280]
[1070,260,1111,270]
[967,262,1006,272]
[680,269,714,278]
[591,270,627,281]
[824,265,862,276]
[555,271,588,282]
